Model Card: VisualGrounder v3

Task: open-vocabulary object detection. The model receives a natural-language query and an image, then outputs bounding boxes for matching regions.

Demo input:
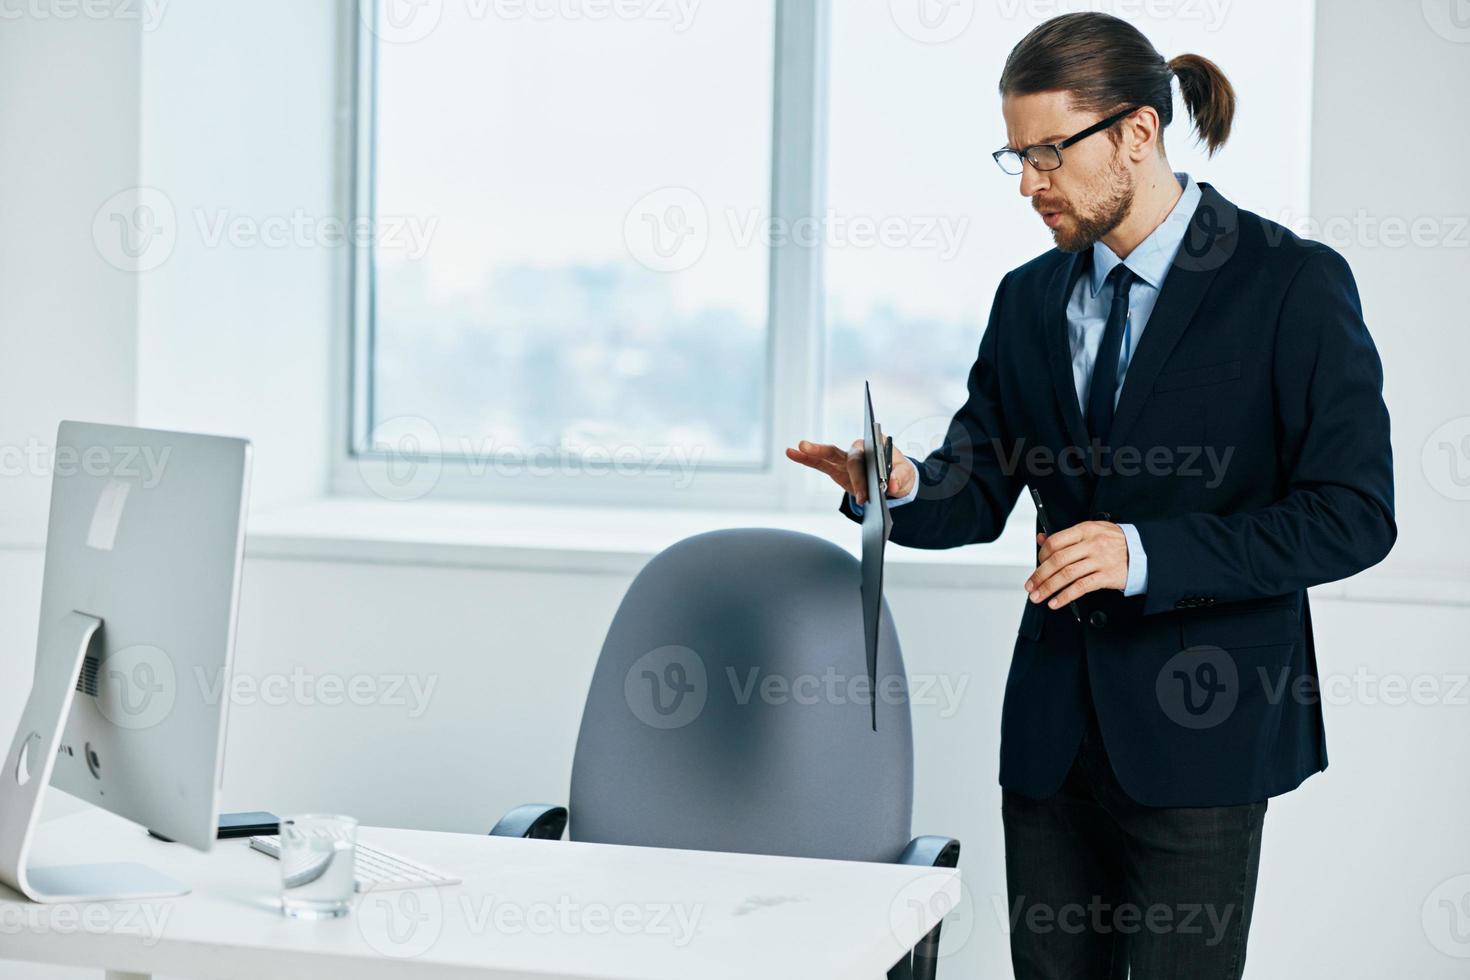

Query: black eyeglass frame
[992,105,1144,175]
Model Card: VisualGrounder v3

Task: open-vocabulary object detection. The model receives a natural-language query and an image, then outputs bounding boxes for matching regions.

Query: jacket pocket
[1153,359,1242,393]
[1180,603,1298,651]
[1018,599,1046,641]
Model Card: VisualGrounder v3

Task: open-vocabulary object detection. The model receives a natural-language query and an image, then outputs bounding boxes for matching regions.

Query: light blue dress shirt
[853,172,1204,598]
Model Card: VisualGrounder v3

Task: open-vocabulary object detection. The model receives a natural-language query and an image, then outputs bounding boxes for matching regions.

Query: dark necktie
[1086,264,1137,447]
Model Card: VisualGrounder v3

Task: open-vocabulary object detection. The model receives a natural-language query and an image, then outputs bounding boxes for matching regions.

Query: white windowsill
[241,497,1470,607]
[244,496,1039,590]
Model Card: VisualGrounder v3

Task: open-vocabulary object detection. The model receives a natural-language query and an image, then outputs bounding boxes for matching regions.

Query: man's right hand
[784,439,917,506]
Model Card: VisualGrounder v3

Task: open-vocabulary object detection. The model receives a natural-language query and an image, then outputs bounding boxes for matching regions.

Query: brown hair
[998,12,1236,157]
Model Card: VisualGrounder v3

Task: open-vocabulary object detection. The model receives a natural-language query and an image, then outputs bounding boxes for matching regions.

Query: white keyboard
[249,834,462,891]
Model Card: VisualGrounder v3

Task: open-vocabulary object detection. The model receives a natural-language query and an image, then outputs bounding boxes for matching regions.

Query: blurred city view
[366,1,983,474]
[373,259,770,465]
[372,253,981,468]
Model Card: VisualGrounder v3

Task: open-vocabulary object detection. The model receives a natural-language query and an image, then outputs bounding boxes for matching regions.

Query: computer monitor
[0,421,251,902]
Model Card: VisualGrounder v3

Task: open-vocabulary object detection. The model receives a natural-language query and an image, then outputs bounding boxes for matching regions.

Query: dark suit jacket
[841,182,1396,807]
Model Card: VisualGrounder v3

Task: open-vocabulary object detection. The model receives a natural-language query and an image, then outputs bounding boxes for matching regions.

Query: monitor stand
[0,611,189,903]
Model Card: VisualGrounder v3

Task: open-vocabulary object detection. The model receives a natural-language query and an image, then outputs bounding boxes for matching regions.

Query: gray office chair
[491,528,959,980]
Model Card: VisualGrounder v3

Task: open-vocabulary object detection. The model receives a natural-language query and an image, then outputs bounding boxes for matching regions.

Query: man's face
[1001,91,1136,253]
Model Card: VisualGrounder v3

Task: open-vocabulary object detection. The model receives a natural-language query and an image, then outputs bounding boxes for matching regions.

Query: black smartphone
[1028,487,1083,623]
[148,810,280,843]
[218,811,281,838]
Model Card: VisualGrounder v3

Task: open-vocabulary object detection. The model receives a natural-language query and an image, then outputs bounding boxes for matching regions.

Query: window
[352,0,777,503]
[824,1,1004,465]
[346,0,1315,508]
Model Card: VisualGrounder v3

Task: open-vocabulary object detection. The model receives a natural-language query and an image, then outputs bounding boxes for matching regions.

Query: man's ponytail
[1168,53,1236,156]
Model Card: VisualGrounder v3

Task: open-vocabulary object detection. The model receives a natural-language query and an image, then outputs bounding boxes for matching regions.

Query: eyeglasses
[992,105,1143,175]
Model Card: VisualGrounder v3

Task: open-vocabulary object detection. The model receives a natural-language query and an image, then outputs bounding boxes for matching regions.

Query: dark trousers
[1001,706,1267,979]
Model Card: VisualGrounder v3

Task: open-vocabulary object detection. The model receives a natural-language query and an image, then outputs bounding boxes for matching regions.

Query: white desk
[0,810,960,980]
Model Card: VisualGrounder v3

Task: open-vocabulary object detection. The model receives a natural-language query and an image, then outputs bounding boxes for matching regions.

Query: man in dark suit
[787,13,1394,980]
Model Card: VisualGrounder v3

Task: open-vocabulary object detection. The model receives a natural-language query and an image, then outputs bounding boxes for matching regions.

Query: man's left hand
[1024,521,1130,609]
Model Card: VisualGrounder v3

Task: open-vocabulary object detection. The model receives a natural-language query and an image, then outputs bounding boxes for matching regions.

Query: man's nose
[1019,162,1048,198]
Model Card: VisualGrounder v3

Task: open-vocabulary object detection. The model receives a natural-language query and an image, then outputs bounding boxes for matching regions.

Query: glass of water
[278,814,357,919]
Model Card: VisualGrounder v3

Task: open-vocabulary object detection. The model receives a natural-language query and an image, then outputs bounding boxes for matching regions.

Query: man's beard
[1051,158,1135,253]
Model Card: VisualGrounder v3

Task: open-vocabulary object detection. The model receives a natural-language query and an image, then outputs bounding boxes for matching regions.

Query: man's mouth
[1040,209,1064,229]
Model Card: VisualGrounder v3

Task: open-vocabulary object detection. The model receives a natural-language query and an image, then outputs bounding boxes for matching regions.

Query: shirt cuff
[848,480,919,515]
[1120,522,1148,596]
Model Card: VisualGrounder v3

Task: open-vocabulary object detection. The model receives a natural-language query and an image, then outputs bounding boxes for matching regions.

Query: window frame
[333,0,837,511]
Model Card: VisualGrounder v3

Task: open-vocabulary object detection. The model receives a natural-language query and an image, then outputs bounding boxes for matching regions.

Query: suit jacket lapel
[1106,182,1240,452]
[1043,250,1092,460]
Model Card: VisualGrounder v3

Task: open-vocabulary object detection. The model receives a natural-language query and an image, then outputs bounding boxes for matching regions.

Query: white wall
[134,0,338,510]
[0,0,337,551]
[0,11,142,544]
[2,2,1469,980]
[1311,0,1470,581]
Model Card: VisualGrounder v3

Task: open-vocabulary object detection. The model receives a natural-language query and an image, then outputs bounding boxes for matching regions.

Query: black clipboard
[860,382,893,732]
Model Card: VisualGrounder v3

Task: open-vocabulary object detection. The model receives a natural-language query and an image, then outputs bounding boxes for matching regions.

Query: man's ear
[1123,105,1161,163]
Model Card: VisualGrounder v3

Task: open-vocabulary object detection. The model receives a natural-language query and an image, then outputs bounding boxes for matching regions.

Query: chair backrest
[569,528,913,863]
